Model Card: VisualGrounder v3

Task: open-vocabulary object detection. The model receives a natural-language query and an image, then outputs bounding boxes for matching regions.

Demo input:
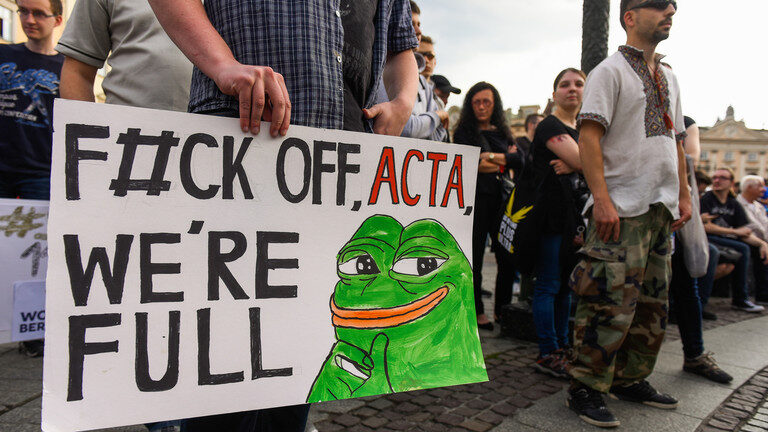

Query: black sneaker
[684,352,733,384]
[566,384,620,428]
[701,309,718,321]
[609,380,678,409]
[19,340,44,358]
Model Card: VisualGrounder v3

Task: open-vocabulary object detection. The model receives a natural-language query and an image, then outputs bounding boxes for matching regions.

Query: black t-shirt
[531,115,580,234]
[515,136,531,156]
[684,115,695,130]
[340,0,376,132]
[0,44,64,176]
[700,191,749,230]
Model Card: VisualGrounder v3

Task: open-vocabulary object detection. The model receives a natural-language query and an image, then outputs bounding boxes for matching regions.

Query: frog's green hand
[306,340,371,402]
[352,332,394,398]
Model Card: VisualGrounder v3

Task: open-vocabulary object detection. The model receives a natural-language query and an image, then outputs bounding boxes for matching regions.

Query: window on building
[725,152,734,162]
[0,6,13,42]
[748,153,758,162]
[700,151,709,161]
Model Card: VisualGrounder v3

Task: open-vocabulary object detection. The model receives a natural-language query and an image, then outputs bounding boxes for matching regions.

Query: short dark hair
[619,0,641,30]
[16,0,62,16]
[525,113,543,129]
[410,1,420,15]
[420,35,433,45]
[553,67,586,91]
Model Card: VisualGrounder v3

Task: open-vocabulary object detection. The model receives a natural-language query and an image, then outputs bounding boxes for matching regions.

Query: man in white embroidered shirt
[565,0,692,427]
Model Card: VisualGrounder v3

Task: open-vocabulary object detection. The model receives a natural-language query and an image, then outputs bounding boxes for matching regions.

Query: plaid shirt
[189,0,418,130]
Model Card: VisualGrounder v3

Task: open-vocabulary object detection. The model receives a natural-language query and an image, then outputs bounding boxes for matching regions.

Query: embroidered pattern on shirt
[577,112,609,130]
[619,46,673,139]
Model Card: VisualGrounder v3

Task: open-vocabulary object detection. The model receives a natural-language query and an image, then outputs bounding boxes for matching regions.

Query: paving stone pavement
[0,249,765,432]
[696,366,768,432]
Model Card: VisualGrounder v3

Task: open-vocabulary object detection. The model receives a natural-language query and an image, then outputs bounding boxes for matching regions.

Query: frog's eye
[392,257,446,276]
[338,254,380,275]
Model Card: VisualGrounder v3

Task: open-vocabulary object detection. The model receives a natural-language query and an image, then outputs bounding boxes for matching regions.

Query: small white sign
[12,280,46,342]
[0,198,49,343]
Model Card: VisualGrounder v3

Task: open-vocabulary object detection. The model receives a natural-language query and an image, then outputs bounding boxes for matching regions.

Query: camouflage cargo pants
[568,204,673,392]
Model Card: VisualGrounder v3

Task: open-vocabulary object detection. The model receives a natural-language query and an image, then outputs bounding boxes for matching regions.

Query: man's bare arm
[364,50,418,136]
[148,0,290,137]
[579,120,619,242]
[60,57,97,102]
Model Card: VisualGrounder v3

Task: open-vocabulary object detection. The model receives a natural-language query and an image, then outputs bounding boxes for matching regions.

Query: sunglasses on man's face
[630,0,677,11]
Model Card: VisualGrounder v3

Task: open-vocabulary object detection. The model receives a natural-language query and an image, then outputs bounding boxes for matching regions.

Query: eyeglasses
[630,0,677,11]
[472,99,493,108]
[17,7,57,19]
[418,51,436,60]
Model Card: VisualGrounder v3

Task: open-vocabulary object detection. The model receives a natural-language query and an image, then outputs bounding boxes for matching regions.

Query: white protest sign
[43,100,486,432]
[12,280,46,342]
[0,198,48,343]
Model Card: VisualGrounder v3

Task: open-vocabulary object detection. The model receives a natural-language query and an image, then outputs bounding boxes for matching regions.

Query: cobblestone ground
[696,366,768,432]
[308,297,764,432]
[0,272,763,431]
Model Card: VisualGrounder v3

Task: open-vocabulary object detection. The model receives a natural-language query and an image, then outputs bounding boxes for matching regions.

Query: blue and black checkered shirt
[189,0,418,130]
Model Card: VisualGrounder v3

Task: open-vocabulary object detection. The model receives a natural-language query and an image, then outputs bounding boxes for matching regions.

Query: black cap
[431,75,461,94]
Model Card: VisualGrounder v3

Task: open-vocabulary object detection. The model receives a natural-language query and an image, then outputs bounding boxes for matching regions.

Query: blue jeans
[532,234,571,355]
[0,172,50,200]
[696,243,720,306]
[705,236,750,304]
[670,236,704,359]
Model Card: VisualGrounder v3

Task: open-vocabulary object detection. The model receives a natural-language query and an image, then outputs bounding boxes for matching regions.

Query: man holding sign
[147,1,419,430]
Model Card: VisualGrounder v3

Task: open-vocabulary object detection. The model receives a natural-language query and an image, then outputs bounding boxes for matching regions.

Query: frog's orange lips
[331,286,449,329]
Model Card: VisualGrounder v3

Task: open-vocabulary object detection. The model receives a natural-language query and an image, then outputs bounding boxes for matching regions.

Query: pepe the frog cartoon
[307,215,487,403]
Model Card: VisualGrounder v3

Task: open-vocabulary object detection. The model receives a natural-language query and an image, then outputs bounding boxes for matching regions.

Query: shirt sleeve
[577,63,618,132]
[699,193,713,214]
[734,200,750,227]
[55,0,111,68]
[534,117,569,146]
[670,72,687,142]
[387,0,419,53]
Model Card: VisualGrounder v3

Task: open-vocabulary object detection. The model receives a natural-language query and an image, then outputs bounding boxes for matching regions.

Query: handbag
[496,167,549,274]
[678,154,709,277]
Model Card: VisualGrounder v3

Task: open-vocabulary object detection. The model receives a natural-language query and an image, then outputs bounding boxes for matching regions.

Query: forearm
[60,57,97,102]
[742,234,767,248]
[148,0,236,80]
[579,134,611,205]
[703,223,736,237]
[478,160,500,173]
[383,50,418,112]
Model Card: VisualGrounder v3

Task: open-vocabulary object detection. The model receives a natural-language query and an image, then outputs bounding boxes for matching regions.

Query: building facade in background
[699,106,768,179]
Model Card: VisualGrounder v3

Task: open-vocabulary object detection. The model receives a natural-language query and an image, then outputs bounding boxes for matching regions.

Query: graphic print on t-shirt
[0,61,60,128]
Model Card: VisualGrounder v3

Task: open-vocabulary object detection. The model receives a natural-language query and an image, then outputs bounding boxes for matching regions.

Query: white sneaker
[732,300,765,313]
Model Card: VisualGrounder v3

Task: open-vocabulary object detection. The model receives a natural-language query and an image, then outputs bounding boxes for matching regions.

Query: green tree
[581,0,611,75]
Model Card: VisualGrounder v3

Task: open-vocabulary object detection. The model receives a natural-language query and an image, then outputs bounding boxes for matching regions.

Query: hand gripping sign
[42,100,486,431]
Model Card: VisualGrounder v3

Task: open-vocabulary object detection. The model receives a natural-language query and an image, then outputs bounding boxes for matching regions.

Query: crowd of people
[1,0,766,430]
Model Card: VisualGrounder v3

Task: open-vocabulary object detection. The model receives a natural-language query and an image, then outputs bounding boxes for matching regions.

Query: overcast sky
[419,0,768,129]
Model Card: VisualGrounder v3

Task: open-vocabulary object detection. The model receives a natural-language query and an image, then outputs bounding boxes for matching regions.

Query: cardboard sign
[0,198,49,343]
[42,100,486,432]
[12,280,46,342]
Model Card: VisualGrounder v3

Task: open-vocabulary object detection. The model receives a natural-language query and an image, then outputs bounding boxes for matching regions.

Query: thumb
[363,104,382,120]
[368,333,389,374]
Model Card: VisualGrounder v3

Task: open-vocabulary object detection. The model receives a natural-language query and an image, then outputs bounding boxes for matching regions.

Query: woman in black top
[529,68,586,378]
[453,82,524,331]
